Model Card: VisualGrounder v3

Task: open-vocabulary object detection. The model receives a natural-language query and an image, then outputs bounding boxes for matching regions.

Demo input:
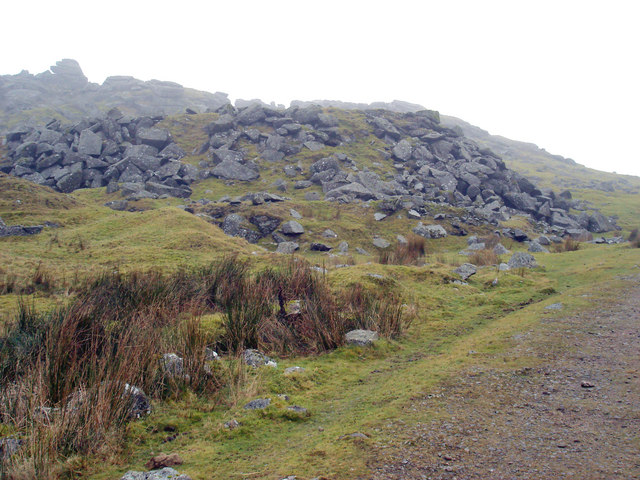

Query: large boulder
[454,263,477,281]
[508,252,537,269]
[136,128,171,149]
[77,129,103,156]
[212,160,259,181]
[413,223,447,239]
[392,139,412,161]
[280,220,304,236]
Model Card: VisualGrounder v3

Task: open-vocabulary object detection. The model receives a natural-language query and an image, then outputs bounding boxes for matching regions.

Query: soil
[369,275,640,479]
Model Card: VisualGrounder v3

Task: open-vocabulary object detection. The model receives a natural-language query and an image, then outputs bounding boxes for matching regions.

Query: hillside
[1,61,639,480]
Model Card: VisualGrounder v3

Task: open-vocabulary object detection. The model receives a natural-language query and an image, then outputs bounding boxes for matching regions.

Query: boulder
[136,128,171,149]
[392,139,412,161]
[242,349,276,368]
[345,329,379,346]
[145,182,191,198]
[508,252,537,269]
[77,129,103,156]
[249,215,281,235]
[310,242,332,252]
[372,237,391,249]
[212,159,259,181]
[528,241,549,253]
[281,220,304,235]
[56,169,84,193]
[276,242,299,254]
[493,243,509,255]
[454,263,477,281]
[413,223,447,239]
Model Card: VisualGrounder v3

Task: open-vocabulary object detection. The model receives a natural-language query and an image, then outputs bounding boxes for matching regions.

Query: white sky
[2,0,639,177]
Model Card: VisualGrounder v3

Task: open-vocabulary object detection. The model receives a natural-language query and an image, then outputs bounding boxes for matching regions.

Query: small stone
[290,209,302,219]
[287,406,308,414]
[580,381,595,388]
[284,366,305,375]
[372,237,390,249]
[545,303,563,310]
[374,212,387,221]
[244,398,271,410]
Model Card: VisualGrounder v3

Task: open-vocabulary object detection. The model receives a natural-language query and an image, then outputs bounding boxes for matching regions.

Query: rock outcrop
[2,111,194,199]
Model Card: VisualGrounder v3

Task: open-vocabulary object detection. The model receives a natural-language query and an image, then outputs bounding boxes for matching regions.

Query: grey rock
[136,127,171,149]
[145,182,192,199]
[77,129,102,156]
[338,241,349,253]
[355,247,370,256]
[281,220,304,235]
[243,349,276,368]
[345,329,379,346]
[244,398,271,410]
[305,192,321,201]
[304,141,325,151]
[508,252,537,269]
[162,353,184,376]
[537,235,551,246]
[249,215,281,235]
[290,209,302,219]
[454,263,478,281]
[287,405,308,414]
[294,180,312,189]
[413,223,447,239]
[372,237,391,249]
[392,139,412,161]
[545,303,563,310]
[498,262,510,271]
[212,160,259,181]
[123,384,151,419]
[528,241,549,253]
[276,242,299,254]
[56,170,84,193]
[310,242,332,252]
[105,200,129,211]
[374,212,387,221]
[322,229,338,238]
[120,467,191,480]
[493,243,510,255]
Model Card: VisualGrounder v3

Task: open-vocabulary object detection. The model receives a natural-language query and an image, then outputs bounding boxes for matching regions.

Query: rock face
[0,60,229,131]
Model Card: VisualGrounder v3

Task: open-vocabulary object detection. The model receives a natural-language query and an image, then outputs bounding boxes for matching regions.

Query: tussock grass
[468,249,500,266]
[552,238,581,253]
[0,255,412,477]
[378,234,426,266]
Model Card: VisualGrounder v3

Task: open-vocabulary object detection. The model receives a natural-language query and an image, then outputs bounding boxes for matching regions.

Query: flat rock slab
[244,398,271,410]
[121,467,192,480]
[345,329,379,346]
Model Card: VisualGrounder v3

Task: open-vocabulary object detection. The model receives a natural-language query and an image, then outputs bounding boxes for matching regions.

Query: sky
[1,0,639,177]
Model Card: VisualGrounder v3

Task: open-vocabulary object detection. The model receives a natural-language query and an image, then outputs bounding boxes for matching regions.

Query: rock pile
[2,109,194,199]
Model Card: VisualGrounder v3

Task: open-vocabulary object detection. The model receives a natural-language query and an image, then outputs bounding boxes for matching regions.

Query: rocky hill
[440,115,640,193]
[0,59,228,130]
[1,102,619,243]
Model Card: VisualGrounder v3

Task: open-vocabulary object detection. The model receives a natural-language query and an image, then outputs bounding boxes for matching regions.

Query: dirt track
[370,276,640,479]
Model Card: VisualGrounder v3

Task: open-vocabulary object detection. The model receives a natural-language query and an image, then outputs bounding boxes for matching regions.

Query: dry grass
[552,238,581,253]
[468,249,500,266]
[379,234,426,266]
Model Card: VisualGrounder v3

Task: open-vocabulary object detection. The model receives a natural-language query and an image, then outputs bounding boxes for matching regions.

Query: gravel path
[370,276,640,479]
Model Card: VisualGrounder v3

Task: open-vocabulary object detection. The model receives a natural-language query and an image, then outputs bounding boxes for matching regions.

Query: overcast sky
[2,0,639,176]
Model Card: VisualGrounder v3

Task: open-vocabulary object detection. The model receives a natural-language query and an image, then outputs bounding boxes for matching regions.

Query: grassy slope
[85,243,640,480]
